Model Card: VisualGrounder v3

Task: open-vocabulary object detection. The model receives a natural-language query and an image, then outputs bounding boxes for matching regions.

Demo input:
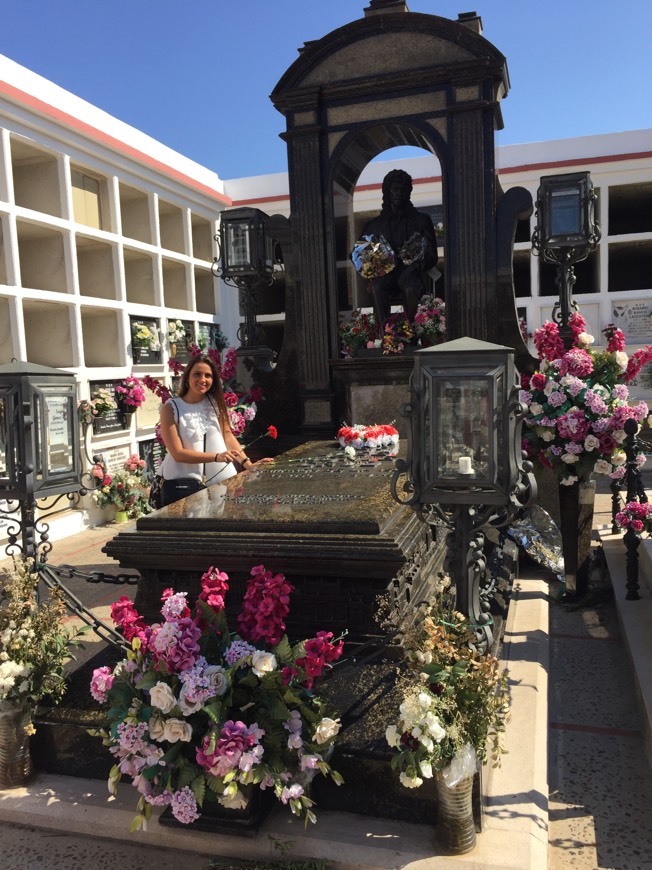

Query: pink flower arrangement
[614,501,652,535]
[521,315,649,485]
[91,565,344,830]
[114,376,146,412]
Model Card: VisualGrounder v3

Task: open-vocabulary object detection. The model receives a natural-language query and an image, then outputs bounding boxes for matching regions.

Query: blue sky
[2,1,651,179]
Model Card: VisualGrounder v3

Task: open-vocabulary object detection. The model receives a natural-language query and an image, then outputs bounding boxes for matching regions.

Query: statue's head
[381,169,413,212]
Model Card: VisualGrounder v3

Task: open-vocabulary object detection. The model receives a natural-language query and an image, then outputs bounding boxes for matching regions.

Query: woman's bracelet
[242,456,252,468]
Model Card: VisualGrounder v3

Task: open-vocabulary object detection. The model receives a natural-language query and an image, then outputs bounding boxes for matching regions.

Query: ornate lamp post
[0,361,83,564]
[212,207,279,368]
[532,172,600,350]
[391,338,535,651]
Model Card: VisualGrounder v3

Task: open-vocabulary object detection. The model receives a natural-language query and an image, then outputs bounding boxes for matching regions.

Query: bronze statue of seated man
[360,169,439,330]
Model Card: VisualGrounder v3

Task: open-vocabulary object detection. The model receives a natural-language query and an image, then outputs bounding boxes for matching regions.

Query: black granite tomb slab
[104,441,446,641]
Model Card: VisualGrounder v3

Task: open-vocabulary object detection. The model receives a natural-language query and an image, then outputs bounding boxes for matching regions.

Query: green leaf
[191,775,206,807]
[274,635,293,665]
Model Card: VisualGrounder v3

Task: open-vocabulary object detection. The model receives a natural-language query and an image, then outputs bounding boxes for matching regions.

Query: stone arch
[271,4,530,431]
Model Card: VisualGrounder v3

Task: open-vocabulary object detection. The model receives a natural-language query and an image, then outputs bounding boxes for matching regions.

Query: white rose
[529,402,543,416]
[251,651,277,678]
[148,717,166,742]
[541,429,555,442]
[314,717,341,744]
[593,459,612,475]
[614,351,628,372]
[561,453,579,464]
[419,759,434,779]
[399,771,423,789]
[178,684,203,716]
[577,331,594,346]
[344,445,356,460]
[386,724,400,748]
[611,449,627,466]
[149,681,177,713]
[583,435,600,451]
[218,788,249,810]
[162,718,192,743]
[613,429,627,444]
[204,665,229,696]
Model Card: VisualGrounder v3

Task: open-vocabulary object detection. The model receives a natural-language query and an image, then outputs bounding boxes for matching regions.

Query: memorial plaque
[136,389,162,429]
[98,445,131,475]
[138,437,165,482]
[611,300,652,344]
[105,441,446,639]
[89,381,122,434]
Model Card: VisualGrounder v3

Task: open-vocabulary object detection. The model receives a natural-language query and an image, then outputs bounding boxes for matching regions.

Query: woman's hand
[214,449,241,464]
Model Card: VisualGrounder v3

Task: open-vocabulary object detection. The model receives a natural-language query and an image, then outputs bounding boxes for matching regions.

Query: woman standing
[159,354,266,506]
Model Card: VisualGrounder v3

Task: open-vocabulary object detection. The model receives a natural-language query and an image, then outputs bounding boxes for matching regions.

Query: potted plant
[0,559,87,787]
[89,564,344,830]
[91,454,151,521]
[384,586,509,853]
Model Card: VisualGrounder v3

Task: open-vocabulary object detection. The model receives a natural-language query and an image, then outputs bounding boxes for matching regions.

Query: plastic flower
[91,564,343,831]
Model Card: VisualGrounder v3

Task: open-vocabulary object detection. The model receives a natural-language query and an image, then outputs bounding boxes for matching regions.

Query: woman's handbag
[148,475,164,510]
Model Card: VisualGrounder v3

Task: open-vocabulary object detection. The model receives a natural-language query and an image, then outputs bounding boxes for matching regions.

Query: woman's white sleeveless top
[160,396,237,484]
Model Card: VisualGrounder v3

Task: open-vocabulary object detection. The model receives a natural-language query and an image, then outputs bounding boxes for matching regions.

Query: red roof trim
[0,80,232,206]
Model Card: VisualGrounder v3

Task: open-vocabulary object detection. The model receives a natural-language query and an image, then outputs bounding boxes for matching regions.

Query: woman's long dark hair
[178,354,230,430]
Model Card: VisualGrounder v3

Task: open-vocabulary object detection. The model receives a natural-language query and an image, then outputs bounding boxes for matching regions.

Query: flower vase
[114,509,129,524]
[558,478,596,597]
[435,772,476,854]
[0,703,34,788]
[121,411,134,430]
[170,342,177,358]
[133,346,141,364]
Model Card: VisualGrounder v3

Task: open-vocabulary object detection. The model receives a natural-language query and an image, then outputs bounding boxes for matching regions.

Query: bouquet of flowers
[89,564,344,830]
[0,559,86,710]
[350,235,396,279]
[413,296,446,348]
[90,388,117,417]
[115,377,146,414]
[91,455,151,518]
[614,501,652,536]
[167,320,186,344]
[132,322,161,352]
[384,589,509,789]
[338,310,379,358]
[337,423,399,453]
[398,232,426,266]
[521,315,650,486]
[382,313,414,354]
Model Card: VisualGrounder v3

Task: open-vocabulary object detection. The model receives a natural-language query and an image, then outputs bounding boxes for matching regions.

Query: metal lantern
[0,361,81,501]
[0,361,83,562]
[532,172,600,349]
[216,207,275,282]
[398,337,530,506]
[392,337,535,650]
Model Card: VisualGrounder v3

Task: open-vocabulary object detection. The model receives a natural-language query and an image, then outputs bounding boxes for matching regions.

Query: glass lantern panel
[226,222,251,269]
[422,374,431,484]
[44,394,74,475]
[550,188,581,237]
[434,378,491,481]
[0,396,9,479]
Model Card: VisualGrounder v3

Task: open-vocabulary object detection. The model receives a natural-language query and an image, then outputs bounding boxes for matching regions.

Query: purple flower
[170,786,200,825]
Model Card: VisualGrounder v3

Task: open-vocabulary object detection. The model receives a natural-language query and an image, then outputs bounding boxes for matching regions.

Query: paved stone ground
[547,477,652,870]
